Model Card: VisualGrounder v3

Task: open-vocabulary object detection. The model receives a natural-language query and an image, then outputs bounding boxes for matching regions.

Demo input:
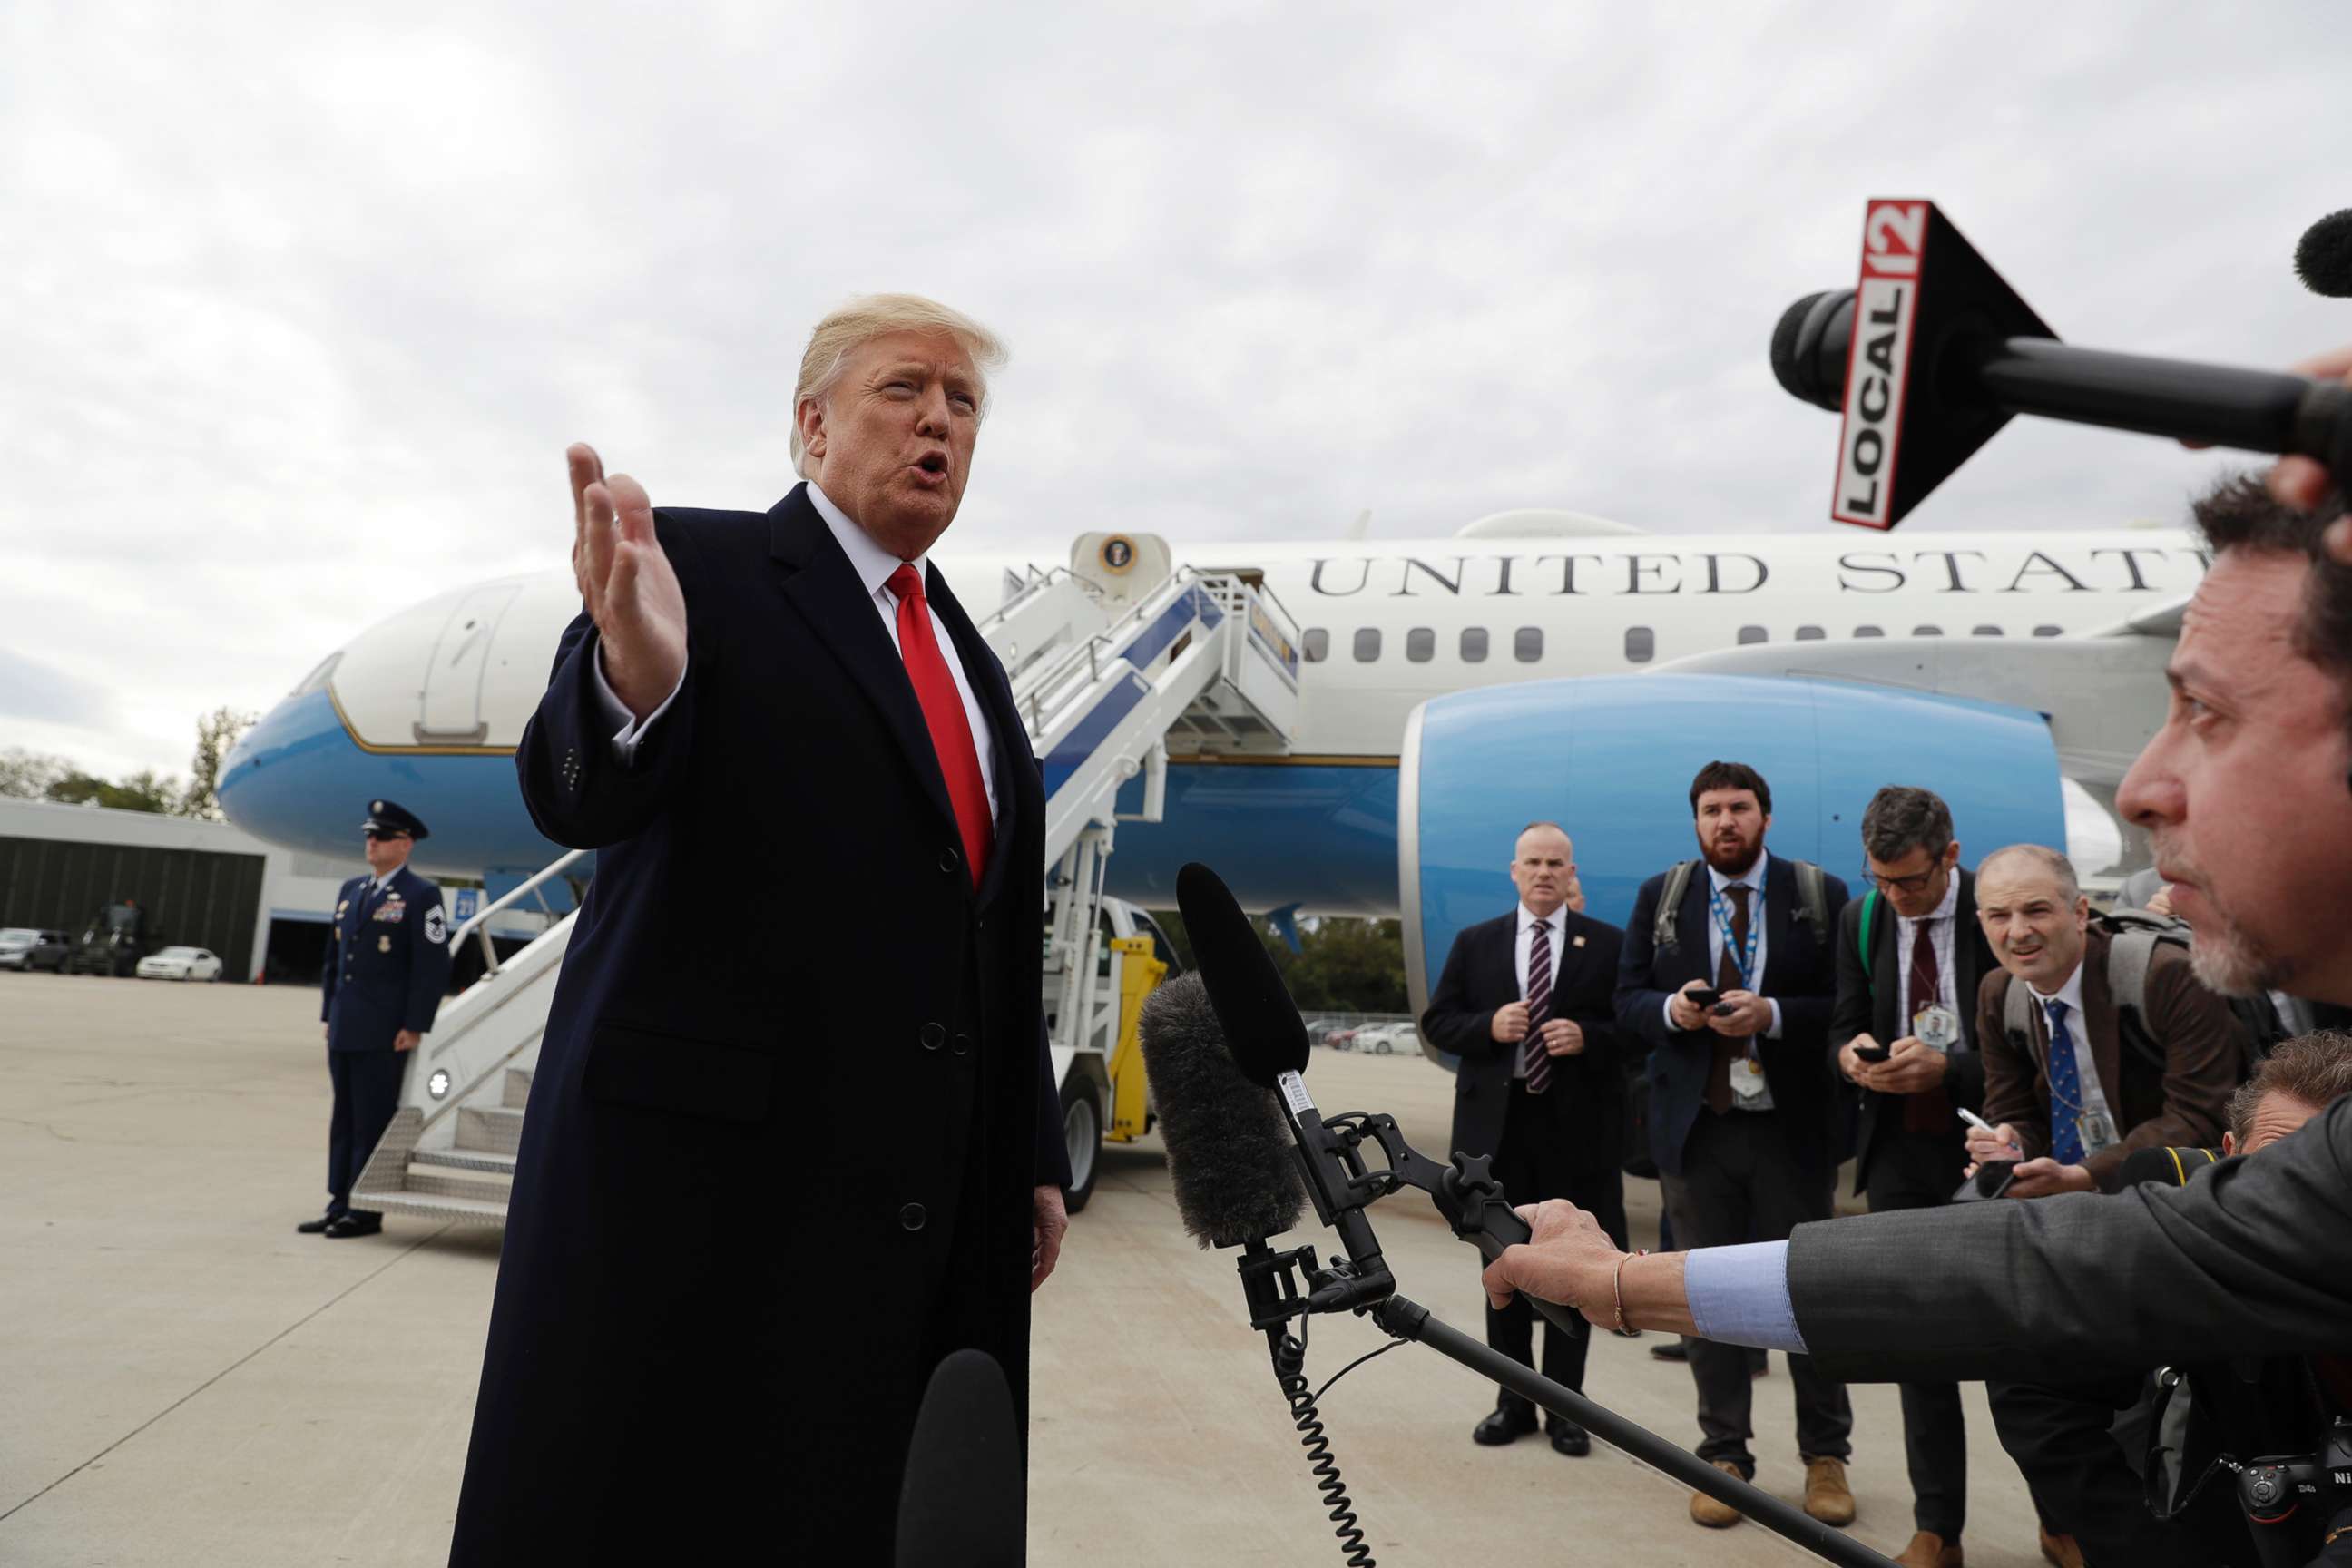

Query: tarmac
[4,972,2050,1566]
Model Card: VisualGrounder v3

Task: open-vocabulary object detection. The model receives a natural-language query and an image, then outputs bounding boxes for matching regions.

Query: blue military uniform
[312,799,454,1234]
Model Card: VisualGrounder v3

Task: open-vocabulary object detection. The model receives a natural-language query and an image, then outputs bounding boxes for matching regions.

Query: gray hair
[789,293,1008,480]
[1975,843,2081,900]
[1859,786,1954,864]
[2227,1029,2352,1144]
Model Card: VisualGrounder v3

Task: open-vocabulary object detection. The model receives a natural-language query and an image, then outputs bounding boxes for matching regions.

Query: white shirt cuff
[1766,997,1784,1039]
[593,643,687,763]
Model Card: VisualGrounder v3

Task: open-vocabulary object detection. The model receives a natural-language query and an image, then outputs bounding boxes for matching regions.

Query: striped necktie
[1523,917,1553,1094]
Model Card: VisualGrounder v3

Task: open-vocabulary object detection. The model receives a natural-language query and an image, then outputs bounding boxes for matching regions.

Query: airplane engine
[1399,672,2066,1037]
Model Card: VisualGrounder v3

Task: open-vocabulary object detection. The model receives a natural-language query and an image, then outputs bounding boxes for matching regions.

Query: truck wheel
[1059,1075,1102,1215]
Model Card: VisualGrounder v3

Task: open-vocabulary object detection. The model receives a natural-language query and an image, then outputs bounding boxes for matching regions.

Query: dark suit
[1975,926,2244,1192]
[1790,1093,2352,1383]
[1423,906,1627,1412]
[319,865,450,1219]
[449,485,1068,1564]
[1826,870,1996,1541]
[1615,852,1852,1474]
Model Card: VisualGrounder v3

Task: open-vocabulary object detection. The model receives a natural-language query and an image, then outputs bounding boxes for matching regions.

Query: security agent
[1421,821,1626,1457]
[301,799,452,1239]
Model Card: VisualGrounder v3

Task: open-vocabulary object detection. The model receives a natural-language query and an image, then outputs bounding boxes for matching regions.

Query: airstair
[353,531,1301,1226]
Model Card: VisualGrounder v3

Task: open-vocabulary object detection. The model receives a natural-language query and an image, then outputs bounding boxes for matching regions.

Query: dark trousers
[1661,1108,1853,1473]
[1864,1125,1971,1538]
[1483,1082,1628,1424]
[1989,1376,2193,1568]
[327,1049,407,1218]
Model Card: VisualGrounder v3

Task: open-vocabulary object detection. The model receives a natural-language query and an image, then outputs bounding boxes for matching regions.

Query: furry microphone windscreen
[2297,209,2352,298]
[1138,973,1308,1250]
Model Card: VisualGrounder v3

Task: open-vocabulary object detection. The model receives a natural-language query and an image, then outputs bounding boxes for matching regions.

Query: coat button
[939,847,960,875]
[919,1022,946,1051]
[899,1202,927,1231]
[952,1033,974,1056]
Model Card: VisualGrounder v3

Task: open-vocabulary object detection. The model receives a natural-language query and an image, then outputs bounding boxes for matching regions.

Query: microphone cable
[1268,1308,1377,1567]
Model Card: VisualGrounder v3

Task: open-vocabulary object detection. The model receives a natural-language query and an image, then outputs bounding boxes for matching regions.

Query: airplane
[220,504,2191,953]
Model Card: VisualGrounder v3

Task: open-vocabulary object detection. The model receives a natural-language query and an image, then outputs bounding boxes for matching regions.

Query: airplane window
[2033,625,2063,637]
[1460,627,1488,662]
[1737,625,1767,644]
[1303,629,1328,662]
[1354,628,1382,662]
[1913,625,1943,636]
[1796,625,1826,641]
[1973,625,2004,636]
[1514,627,1544,662]
[1624,626,1654,663]
[1854,625,1886,638]
[1406,627,1435,662]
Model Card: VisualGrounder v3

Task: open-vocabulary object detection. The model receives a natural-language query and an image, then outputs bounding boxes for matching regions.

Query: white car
[135,946,225,983]
[1352,1022,1420,1055]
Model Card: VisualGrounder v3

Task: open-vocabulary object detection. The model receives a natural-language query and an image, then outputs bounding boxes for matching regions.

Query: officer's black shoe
[1651,1338,1690,1362]
[1473,1402,1540,1446]
[296,1213,340,1235]
[322,1212,382,1239]
[1549,1424,1592,1457]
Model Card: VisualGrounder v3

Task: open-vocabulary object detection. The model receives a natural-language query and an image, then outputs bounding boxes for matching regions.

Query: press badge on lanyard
[1710,886,1773,1109]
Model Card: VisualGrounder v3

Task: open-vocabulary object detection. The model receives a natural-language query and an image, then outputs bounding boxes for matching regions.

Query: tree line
[1,708,257,821]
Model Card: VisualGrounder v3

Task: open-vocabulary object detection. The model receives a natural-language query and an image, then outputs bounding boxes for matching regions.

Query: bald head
[1975,844,2090,993]
[1511,823,1575,919]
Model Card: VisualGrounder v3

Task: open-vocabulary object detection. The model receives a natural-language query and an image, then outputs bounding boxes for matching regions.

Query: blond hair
[789,293,1007,479]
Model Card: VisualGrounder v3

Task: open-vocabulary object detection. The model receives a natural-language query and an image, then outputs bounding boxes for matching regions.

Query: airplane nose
[218,675,370,860]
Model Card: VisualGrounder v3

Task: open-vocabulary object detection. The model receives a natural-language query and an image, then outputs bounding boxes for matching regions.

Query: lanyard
[1708,882,1761,989]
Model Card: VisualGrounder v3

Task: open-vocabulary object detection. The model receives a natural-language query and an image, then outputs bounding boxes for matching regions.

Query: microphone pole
[1369,1294,1895,1568]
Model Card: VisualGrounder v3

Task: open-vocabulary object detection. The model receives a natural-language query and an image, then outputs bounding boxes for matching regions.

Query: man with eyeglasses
[1828,787,2000,1568]
[304,799,453,1239]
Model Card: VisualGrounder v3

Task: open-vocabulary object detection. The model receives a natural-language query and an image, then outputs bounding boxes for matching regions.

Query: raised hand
[569,443,687,720]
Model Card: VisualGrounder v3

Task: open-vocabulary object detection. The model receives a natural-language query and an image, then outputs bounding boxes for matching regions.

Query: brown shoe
[1895,1532,1962,1568]
[2038,1529,2084,1568]
[1690,1459,1747,1528]
[1802,1456,1857,1525]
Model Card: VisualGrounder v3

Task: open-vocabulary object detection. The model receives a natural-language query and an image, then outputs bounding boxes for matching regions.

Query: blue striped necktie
[2043,998,2087,1164]
[1524,918,1553,1094]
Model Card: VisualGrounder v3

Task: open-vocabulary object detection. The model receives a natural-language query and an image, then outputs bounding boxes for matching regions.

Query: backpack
[1653,857,1830,959]
[1999,909,2263,1079]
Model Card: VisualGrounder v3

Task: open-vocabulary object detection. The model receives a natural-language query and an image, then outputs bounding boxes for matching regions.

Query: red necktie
[887,564,991,889]
[1902,916,1954,1133]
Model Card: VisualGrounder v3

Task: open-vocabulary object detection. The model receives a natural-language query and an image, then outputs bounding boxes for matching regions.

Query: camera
[2233,1416,2352,1564]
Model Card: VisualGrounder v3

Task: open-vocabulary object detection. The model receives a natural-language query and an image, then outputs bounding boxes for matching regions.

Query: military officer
[300,799,454,1238]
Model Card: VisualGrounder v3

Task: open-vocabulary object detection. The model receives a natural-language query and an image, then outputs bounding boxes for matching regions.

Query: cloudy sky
[7,1,2349,779]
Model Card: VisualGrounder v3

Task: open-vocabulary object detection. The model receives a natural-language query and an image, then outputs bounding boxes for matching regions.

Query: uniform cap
[360,799,430,840]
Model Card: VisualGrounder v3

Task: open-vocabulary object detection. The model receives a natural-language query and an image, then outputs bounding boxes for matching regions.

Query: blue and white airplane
[219,507,2194,995]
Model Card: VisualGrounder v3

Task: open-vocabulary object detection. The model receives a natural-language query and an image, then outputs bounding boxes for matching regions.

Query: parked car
[136,946,225,983]
[1353,1022,1420,1055]
[0,928,69,971]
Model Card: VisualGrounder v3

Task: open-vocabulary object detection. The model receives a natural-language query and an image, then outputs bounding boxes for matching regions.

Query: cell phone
[1853,1041,1891,1063]
[1686,987,1722,1010]
[1972,1160,2019,1200]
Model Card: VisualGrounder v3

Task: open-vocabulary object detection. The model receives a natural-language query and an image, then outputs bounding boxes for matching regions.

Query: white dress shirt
[1895,870,1963,1043]
[593,483,1000,826]
[2026,959,2116,1130]
[1661,851,1785,1040]
[1513,903,1567,1081]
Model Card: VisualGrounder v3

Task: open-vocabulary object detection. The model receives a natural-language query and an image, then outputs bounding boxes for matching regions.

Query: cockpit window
[292,652,342,697]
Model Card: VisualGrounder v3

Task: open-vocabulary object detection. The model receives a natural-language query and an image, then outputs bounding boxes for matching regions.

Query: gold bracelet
[2326,1522,2351,1547]
[1612,1249,1650,1336]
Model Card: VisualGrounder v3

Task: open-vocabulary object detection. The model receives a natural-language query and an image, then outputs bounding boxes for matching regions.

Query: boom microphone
[896,1350,1021,1568]
[1174,861,1308,1088]
[1772,199,2352,528]
[1137,974,1308,1250]
[2297,209,2352,298]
